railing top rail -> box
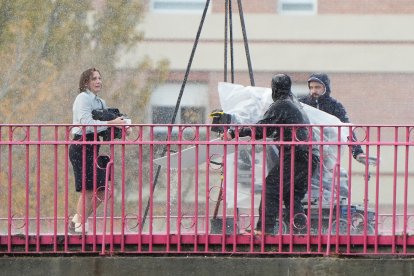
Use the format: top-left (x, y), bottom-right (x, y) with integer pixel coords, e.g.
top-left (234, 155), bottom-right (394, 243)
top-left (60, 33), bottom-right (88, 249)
top-left (1, 123), bottom-right (414, 127)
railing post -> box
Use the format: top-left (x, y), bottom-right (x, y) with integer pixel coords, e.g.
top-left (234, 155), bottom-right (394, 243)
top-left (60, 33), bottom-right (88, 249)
top-left (100, 161), bottom-right (114, 256)
top-left (326, 163), bottom-right (340, 256)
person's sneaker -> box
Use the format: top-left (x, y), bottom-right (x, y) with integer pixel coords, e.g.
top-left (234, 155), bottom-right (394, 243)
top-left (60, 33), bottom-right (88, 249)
top-left (68, 221), bottom-right (76, 234)
top-left (69, 221), bottom-right (88, 234)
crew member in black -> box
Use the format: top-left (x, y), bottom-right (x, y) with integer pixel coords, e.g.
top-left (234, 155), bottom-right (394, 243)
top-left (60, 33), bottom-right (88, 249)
top-left (227, 74), bottom-right (319, 234)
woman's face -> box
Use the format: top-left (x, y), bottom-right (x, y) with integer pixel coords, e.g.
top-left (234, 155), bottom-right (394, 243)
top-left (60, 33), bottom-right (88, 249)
top-left (87, 71), bottom-right (102, 94)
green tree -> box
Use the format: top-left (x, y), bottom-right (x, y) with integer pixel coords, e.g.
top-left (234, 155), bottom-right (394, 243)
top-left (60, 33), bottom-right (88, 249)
top-left (0, 0), bottom-right (168, 123)
top-left (0, 0), bottom-right (169, 225)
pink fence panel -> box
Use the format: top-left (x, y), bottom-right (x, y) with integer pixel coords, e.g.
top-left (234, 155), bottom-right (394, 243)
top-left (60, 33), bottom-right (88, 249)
top-left (0, 124), bottom-right (413, 256)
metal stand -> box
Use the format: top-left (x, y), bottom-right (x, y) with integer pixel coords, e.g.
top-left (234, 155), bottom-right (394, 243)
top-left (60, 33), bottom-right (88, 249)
top-left (141, 0), bottom-right (255, 231)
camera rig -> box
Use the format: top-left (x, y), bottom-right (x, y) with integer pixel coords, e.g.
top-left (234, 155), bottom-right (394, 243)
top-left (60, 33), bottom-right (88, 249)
top-left (209, 109), bottom-right (232, 133)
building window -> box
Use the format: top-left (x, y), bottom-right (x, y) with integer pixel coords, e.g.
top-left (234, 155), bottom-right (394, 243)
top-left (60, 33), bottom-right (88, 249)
top-left (152, 106), bottom-right (175, 124)
top-left (152, 106), bottom-right (206, 125)
top-left (150, 82), bottom-right (209, 134)
top-left (181, 106), bottom-right (205, 124)
top-left (151, 0), bottom-right (208, 13)
top-left (279, 0), bottom-right (317, 15)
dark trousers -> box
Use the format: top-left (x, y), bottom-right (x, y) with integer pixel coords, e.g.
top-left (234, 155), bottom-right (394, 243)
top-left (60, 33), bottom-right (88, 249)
top-left (69, 134), bottom-right (110, 192)
top-left (256, 149), bottom-right (317, 233)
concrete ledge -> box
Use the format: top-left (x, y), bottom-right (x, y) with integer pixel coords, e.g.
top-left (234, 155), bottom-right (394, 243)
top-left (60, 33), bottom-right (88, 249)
top-left (1, 256), bottom-right (414, 276)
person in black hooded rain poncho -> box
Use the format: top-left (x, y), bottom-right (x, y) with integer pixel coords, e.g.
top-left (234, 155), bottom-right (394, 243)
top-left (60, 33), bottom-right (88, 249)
top-left (299, 73), bottom-right (365, 161)
top-left (227, 74), bottom-right (319, 234)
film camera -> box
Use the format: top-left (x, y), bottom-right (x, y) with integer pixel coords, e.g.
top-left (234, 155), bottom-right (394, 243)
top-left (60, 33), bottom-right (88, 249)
top-left (92, 108), bottom-right (125, 140)
top-left (209, 109), bottom-right (232, 133)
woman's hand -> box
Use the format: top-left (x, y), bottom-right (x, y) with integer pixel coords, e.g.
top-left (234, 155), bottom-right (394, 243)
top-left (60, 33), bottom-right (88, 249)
top-left (108, 117), bottom-right (126, 128)
top-left (108, 117), bottom-right (133, 136)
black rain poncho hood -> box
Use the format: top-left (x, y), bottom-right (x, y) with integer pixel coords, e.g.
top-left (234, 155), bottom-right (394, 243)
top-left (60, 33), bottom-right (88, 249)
top-left (271, 74), bottom-right (293, 101)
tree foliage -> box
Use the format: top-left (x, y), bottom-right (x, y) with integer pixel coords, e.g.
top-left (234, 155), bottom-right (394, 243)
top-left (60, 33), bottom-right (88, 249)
top-left (0, 0), bottom-right (170, 222)
top-left (0, 0), bottom-right (169, 123)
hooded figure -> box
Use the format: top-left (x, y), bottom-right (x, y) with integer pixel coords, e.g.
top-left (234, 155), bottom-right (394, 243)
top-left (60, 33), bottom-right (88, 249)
top-left (299, 73), bottom-right (363, 159)
top-left (300, 73), bottom-right (349, 123)
top-left (235, 74), bottom-right (319, 234)
top-left (271, 73), bottom-right (292, 101)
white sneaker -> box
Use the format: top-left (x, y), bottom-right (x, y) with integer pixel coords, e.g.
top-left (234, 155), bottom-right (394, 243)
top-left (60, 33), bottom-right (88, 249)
top-left (70, 221), bottom-right (89, 234)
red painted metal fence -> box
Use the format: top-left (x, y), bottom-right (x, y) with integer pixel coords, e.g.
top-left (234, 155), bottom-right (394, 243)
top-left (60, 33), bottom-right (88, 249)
top-left (1, 124), bottom-right (414, 255)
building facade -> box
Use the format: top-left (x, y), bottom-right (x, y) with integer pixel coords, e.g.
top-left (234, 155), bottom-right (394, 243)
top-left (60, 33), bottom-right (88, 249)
top-left (120, 0), bottom-right (414, 127)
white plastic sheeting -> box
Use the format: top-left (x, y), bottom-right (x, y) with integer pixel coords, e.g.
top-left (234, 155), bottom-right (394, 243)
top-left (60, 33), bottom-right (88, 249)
top-left (153, 82), bottom-right (353, 208)
top-left (218, 82), bottom-right (351, 208)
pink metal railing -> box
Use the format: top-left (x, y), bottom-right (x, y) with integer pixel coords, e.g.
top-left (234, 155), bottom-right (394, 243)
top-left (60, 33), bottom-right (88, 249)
top-left (1, 124), bottom-right (414, 255)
